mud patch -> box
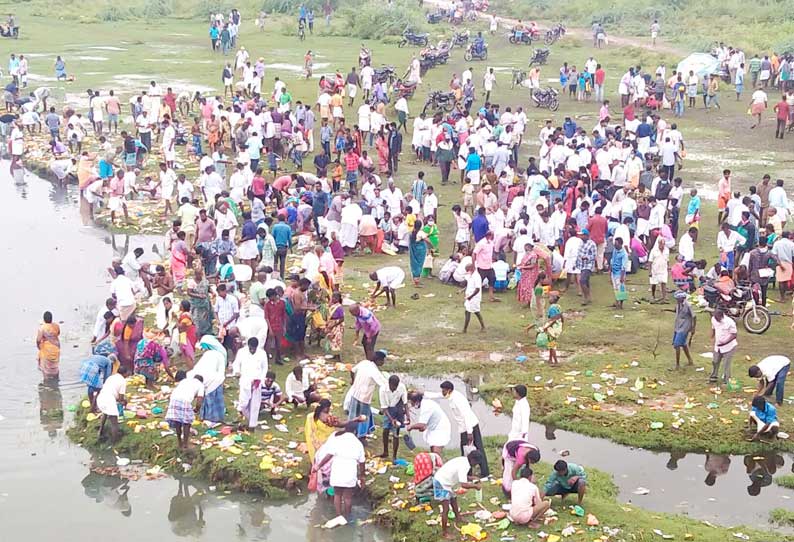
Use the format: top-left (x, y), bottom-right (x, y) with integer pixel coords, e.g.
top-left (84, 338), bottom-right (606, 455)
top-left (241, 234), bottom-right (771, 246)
top-left (600, 403), bottom-right (638, 416)
top-left (645, 391), bottom-right (689, 412)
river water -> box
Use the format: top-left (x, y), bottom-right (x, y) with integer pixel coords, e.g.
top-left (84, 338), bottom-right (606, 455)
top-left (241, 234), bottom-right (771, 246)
top-left (0, 167), bottom-right (386, 541)
top-left (400, 375), bottom-right (794, 531)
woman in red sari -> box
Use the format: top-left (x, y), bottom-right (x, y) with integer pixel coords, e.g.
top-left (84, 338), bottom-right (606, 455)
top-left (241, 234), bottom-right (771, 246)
top-left (170, 231), bottom-right (189, 288)
top-left (517, 242), bottom-right (540, 306)
top-left (113, 315), bottom-right (144, 372)
top-left (352, 126), bottom-right (363, 156)
top-left (375, 131), bottom-right (390, 173)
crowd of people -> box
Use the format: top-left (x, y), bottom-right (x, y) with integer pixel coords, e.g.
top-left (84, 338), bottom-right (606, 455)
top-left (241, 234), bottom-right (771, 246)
top-left (13, 2), bottom-right (794, 537)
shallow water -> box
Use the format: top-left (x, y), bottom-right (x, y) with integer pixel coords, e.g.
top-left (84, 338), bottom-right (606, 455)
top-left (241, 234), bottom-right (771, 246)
top-left (399, 374), bottom-right (794, 531)
top-left (0, 167), bottom-right (386, 541)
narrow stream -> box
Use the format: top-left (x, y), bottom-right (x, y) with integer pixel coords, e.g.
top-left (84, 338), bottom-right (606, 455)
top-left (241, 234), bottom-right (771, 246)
top-left (0, 167), bottom-right (386, 541)
top-left (400, 375), bottom-right (794, 531)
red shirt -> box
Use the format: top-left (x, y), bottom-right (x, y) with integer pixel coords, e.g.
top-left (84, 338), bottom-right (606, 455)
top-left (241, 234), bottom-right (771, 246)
top-left (345, 151), bottom-right (360, 172)
top-left (775, 101), bottom-right (790, 121)
top-left (595, 68), bottom-right (606, 85)
top-left (586, 214), bottom-right (608, 244)
top-left (264, 299), bottom-right (287, 334)
top-left (273, 175), bottom-right (292, 192)
top-left (252, 175), bottom-right (266, 196)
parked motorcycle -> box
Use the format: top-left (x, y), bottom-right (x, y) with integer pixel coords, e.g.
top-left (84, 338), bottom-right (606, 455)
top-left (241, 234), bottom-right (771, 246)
top-left (452, 29), bottom-right (470, 48)
top-left (531, 87), bottom-right (559, 111)
top-left (398, 28), bottom-right (429, 48)
top-left (374, 65), bottom-right (396, 85)
top-left (422, 90), bottom-right (456, 115)
top-left (426, 10), bottom-right (445, 24)
top-left (544, 23), bottom-right (566, 45)
top-left (529, 47), bottom-right (550, 67)
top-left (703, 283), bottom-right (772, 334)
top-left (393, 79), bottom-right (417, 100)
top-left (464, 42), bottom-right (488, 61)
top-left (419, 41), bottom-right (451, 74)
top-left (508, 28), bottom-right (538, 45)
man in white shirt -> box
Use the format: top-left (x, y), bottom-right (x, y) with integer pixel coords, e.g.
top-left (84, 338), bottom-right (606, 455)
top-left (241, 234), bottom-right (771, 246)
top-left (509, 384), bottom-right (531, 440)
top-left (431, 451), bottom-right (484, 538)
top-left (428, 380), bottom-right (489, 476)
top-left (369, 266), bottom-right (406, 307)
top-left (717, 222), bottom-right (745, 271)
top-left (92, 298), bottom-right (119, 344)
top-left (232, 337), bottom-right (268, 429)
top-left (749, 355), bottom-right (790, 406)
top-left (378, 374), bottom-right (408, 460)
top-left (284, 365), bottom-right (319, 405)
top-left (96, 365), bottom-right (130, 444)
top-left (348, 350), bottom-right (388, 439)
top-left (111, 268), bottom-right (139, 321)
top-left (678, 227), bottom-right (697, 262)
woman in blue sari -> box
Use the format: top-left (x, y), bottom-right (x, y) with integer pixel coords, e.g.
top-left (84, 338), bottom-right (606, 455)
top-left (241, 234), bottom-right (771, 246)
top-left (408, 219), bottom-right (430, 287)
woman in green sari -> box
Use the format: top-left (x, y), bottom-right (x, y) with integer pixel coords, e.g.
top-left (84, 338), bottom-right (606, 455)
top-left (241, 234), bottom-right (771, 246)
top-left (409, 219), bottom-right (430, 287)
top-left (188, 267), bottom-right (214, 337)
top-left (421, 217), bottom-right (439, 277)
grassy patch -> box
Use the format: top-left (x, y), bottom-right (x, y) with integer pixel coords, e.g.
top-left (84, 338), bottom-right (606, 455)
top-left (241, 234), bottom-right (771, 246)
top-left (775, 475), bottom-right (794, 490)
top-left (770, 508), bottom-right (794, 527)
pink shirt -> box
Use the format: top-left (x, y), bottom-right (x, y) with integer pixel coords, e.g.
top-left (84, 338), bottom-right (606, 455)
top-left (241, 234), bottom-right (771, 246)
top-left (712, 316), bottom-right (738, 353)
top-left (473, 239), bottom-right (495, 269)
top-left (599, 105), bottom-right (609, 121)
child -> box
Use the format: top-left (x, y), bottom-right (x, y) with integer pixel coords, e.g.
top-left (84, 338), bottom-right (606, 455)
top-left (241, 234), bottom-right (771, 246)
top-left (96, 365), bottom-right (130, 444)
top-left (750, 396), bottom-right (779, 441)
top-left (532, 271), bottom-right (547, 318)
top-left (541, 291), bottom-right (564, 365)
top-left (433, 450), bottom-right (483, 539)
top-left (461, 178), bottom-right (474, 216)
top-left (378, 374), bottom-right (408, 461)
top-left (331, 160), bottom-right (343, 193)
top-left (165, 370), bottom-right (205, 449)
top-left (686, 188), bottom-right (701, 228)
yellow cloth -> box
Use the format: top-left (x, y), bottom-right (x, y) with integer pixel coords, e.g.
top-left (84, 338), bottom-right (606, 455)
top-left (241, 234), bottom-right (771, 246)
top-left (304, 413), bottom-right (335, 463)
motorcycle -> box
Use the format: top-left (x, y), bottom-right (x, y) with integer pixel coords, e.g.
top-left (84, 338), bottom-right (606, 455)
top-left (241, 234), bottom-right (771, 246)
top-left (398, 28), bottom-right (429, 48)
top-left (544, 23), bottom-right (566, 45)
top-left (426, 10), bottom-right (445, 24)
top-left (531, 87), bottom-right (559, 111)
top-left (529, 47), bottom-right (550, 67)
top-left (472, 0), bottom-right (489, 10)
top-left (508, 27), bottom-right (538, 45)
top-left (393, 79), bottom-right (417, 100)
top-left (464, 41), bottom-right (488, 61)
top-left (422, 90), bottom-right (456, 115)
top-left (452, 29), bottom-right (470, 48)
top-left (703, 282), bottom-right (772, 334)
top-left (419, 41), bottom-right (451, 73)
top-left (374, 65), bottom-right (396, 85)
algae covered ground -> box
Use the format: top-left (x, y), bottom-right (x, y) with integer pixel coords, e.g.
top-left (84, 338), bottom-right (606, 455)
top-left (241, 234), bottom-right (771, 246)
top-left (11, 0), bottom-right (794, 539)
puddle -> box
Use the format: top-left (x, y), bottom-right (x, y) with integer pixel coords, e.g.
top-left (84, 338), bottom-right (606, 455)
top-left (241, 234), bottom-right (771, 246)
top-left (108, 75), bottom-right (215, 94)
top-left (399, 374), bottom-right (794, 531)
top-left (265, 62), bottom-right (331, 73)
top-left (76, 56), bottom-right (109, 61)
top-left (85, 46), bottom-right (128, 51)
top-left (0, 167), bottom-right (387, 541)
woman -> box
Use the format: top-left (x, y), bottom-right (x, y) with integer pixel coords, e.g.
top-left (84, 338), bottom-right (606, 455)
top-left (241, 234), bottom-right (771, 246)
top-left (413, 451), bottom-right (444, 502)
top-left (541, 292), bottom-right (564, 365)
top-left (409, 219), bottom-right (430, 286)
top-left (134, 335), bottom-right (173, 386)
top-left (517, 242), bottom-right (540, 306)
top-left (178, 300), bottom-right (198, 367)
top-left (188, 335), bottom-right (227, 422)
top-left (36, 311), bottom-right (61, 380)
top-left (501, 439), bottom-right (541, 494)
top-left (421, 218), bottom-right (439, 277)
top-left (171, 231), bottom-right (189, 288)
top-left (324, 292), bottom-right (345, 360)
top-left (54, 56), bottom-right (67, 80)
top-left (188, 267), bottom-right (214, 337)
top-left (305, 399), bottom-right (345, 463)
top-left (114, 315), bottom-right (144, 373)
top-left (375, 130), bottom-right (390, 174)
top-left (306, 289), bottom-right (329, 348)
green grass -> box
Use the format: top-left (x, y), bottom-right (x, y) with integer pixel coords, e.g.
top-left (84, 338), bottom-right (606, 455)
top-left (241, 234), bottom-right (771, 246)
top-left (775, 475), bottom-right (794, 490)
top-left (770, 508), bottom-right (794, 527)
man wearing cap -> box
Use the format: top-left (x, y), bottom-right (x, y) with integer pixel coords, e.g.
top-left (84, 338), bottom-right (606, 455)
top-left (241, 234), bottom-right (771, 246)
top-left (672, 289), bottom-right (695, 369)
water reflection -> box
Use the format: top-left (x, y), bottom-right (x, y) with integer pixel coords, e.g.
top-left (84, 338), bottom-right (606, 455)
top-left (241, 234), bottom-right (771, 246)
top-left (168, 479), bottom-right (206, 536)
top-left (666, 451), bottom-right (686, 471)
top-left (37, 381), bottom-right (63, 437)
top-left (81, 473), bottom-right (132, 516)
top-left (236, 499), bottom-right (272, 540)
top-left (704, 454), bottom-right (730, 486)
top-left (745, 454), bottom-right (784, 496)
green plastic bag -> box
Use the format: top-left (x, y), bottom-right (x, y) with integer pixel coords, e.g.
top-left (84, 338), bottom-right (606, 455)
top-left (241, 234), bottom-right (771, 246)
top-left (536, 331), bottom-right (549, 348)
top-left (615, 284), bottom-right (628, 302)
top-left (727, 378), bottom-right (742, 391)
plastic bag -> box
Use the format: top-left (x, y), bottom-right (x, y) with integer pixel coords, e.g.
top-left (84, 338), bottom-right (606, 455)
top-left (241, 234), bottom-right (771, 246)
top-left (536, 331), bottom-right (549, 348)
top-left (615, 283), bottom-right (628, 301)
top-left (307, 470), bottom-right (318, 492)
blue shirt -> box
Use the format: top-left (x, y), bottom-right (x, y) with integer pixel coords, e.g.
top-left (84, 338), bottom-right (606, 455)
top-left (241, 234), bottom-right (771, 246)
top-left (636, 123), bottom-right (652, 138)
top-left (272, 222), bottom-right (292, 248)
top-left (312, 191), bottom-right (329, 214)
top-left (610, 248), bottom-right (627, 276)
top-left (752, 402), bottom-right (777, 425)
top-left (563, 120), bottom-right (577, 138)
top-left (472, 214), bottom-right (489, 242)
top-left (465, 153), bottom-right (481, 172)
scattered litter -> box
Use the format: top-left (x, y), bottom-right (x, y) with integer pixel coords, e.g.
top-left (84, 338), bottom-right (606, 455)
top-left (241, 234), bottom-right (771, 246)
top-left (322, 515), bottom-right (348, 529)
top-left (633, 487), bottom-right (650, 495)
top-left (653, 529), bottom-right (675, 539)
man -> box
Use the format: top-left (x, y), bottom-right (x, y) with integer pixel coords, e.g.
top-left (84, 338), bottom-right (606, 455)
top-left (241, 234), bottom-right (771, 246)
top-left (110, 267), bottom-right (138, 321)
top-left (348, 349), bottom-right (388, 441)
top-left (773, 231), bottom-right (794, 300)
top-left (710, 309), bottom-right (737, 385)
top-left (748, 237), bottom-right (779, 305)
top-left (717, 221), bottom-right (743, 272)
top-left (272, 216), bottom-right (292, 279)
top-left (749, 355), bottom-right (790, 406)
top-left (472, 231), bottom-right (497, 302)
top-left (462, 262), bottom-right (485, 332)
top-left (264, 288), bottom-right (287, 365)
top-left (610, 237), bottom-right (628, 310)
top-left (214, 283), bottom-right (240, 340)
top-left (407, 391), bottom-right (451, 455)
top-left (679, 226), bottom-right (697, 262)
top-left (378, 374), bottom-right (408, 461)
top-left (122, 247), bottom-right (153, 297)
top-left (432, 450), bottom-right (483, 540)
top-left (672, 289), bottom-right (696, 369)
top-left (544, 460), bottom-right (587, 505)
top-left (586, 207), bottom-right (607, 271)
top-left (774, 95), bottom-right (790, 139)
top-left (576, 229), bottom-right (596, 305)
top-left (96, 365), bottom-right (130, 444)
top-left (232, 337), bottom-right (267, 430)
top-left (509, 384), bottom-right (530, 440)
top-left (429, 381), bottom-right (489, 476)
top-left (749, 396), bottom-right (779, 441)
top-left (151, 265), bottom-right (174, 297)
top-left (369, 266), bottom-right (405, 307)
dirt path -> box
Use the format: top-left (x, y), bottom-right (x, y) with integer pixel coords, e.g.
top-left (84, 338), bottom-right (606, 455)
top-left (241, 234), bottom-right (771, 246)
top-left (424, 0), bottom-right (685, 56)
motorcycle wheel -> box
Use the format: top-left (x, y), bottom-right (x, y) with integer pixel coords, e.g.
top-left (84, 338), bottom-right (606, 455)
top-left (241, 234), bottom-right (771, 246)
top-left (398, 39), bottom-right (406, 48)
top-left (420, 37), bottom-right (429, 46)
top-left (464, 51), bottom-right (473, 61)
top-left (549, 97), bottom-right (559, 111)
top-left (482, 49), bottom-right (488, 60)
top-left (443, 100), bottom-right (454, 112)
top-left (743, 306), bottom-right (771, 334)
top-left (509, 36), bottom-right (517, 44)
top-left (544, 34), bottom-right (554, 46)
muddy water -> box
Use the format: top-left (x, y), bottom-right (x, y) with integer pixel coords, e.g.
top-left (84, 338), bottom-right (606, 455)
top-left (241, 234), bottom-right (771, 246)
top-left (0, 167), bottom-right (386, 541)
top-left (400, 374), bottom-right (794, 531)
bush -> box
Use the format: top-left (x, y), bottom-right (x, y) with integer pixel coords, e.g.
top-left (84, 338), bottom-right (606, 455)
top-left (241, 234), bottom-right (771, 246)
top-left (332, 0), bottom-right (425, 40)
top-left (261, 0), bottom-right (339, 15)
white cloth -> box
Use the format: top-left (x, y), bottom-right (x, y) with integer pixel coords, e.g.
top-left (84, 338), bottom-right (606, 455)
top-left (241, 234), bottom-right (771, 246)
top-left (96, 374), bottom-right (127, 416)
top-left (170, 377), bottom-right (205, 402)
top-left (327, 432), bottom-right (366, 488)
top-left (110, 275), bottom-right (137, 306)
top-left (464, 271), bottom-right (483, 313)
top-left (376, 266), bottom-right (406, 289)
top-left (509, 397), bottom-right (531, 440)
top-left (417, 398), bottom-right (451, 447)
top-left (350, 359), bottom-right (388, 404)
top-left (187, 350), bottom-right (226, 394)
top-left (434, 456), bottom-right (471, 490)
top-left (427, 389), bottom-right (479, 434)
top-left (756, 356), bottom-right (790, 381)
